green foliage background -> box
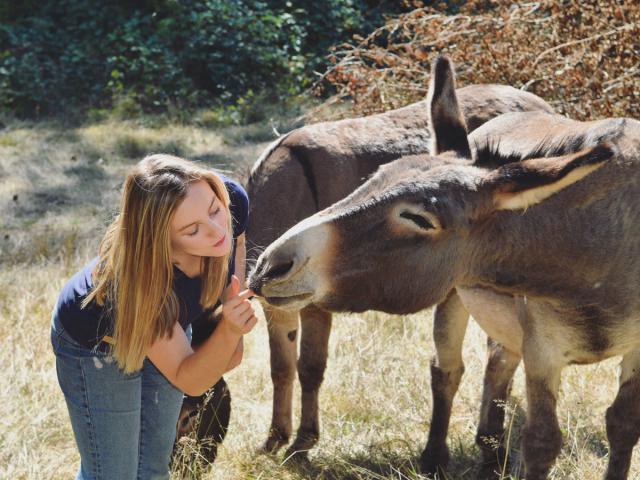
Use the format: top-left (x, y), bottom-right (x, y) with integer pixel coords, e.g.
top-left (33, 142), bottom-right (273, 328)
top-left (0, 0), bottom-right (412, 119)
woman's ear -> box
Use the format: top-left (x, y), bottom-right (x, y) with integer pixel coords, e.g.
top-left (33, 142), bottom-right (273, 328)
top-left (481, 143), bottom-right (615, 211)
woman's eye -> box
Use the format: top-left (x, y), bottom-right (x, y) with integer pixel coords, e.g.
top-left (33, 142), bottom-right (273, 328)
top-left (210, 207), bottom-right (221, 217)
top-left (187, 226), bottom-right (199, 236)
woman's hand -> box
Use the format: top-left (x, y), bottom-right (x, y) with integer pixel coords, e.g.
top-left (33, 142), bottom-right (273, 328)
top-left (220, 275), bottom-right (257, 336)
top-left (147, 275), bottom-right (257, 396)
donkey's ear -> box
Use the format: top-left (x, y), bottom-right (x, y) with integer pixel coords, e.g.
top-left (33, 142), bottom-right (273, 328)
top-left (482, 143), bottom-right (615, 211)
top-left (427, 56), bottom-right (471, 159)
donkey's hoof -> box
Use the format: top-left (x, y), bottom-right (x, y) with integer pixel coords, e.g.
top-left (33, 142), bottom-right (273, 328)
top-left (259, 431), bottom-right (289, 454)
top-left (420, 445), bottom-right (450, 476)
top-left (284, 429), bottom-right (318, 458)
top-left (283, 445), bottom-right (310, 463)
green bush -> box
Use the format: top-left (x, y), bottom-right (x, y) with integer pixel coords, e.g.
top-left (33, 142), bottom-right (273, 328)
top-left (0, 0), bottom-right (414, 119)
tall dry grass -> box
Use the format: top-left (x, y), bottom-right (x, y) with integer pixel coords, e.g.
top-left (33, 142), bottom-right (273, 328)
top-left (0, 116), bottom-right (269, 478)
top-left (1, 116), bottom-right (638, 479)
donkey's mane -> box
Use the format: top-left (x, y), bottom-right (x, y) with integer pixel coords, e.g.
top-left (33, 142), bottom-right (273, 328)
top-left (472, 135), bottom-right (588, 169)
top-left (473, 120), bottom-right (626, 169)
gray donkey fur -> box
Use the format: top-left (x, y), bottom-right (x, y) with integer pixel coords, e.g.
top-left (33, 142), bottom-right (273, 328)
top-left (245, 77), bottom-right (554, 466)
top-left (250, 57), bottom-right (640, 479)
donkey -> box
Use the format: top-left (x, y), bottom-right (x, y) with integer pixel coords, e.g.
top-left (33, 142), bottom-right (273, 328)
top-left (249, 56), bottom-right (640, 479)
top-left (246, 79), bottom-right (554, 461)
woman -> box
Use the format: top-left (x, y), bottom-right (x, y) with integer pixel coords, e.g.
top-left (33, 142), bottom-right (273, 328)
top-left (50, 154), bottom-right (257, 479)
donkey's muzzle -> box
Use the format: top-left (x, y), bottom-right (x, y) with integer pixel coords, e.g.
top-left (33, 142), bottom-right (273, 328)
top-left (249, 258), bottom-right (296, 295)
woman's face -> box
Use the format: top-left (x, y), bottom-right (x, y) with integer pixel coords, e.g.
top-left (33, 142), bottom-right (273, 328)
top-left (170, 180), bottom-right (232, 259)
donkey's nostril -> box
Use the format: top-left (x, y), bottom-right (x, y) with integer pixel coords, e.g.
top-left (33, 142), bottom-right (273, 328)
top-left (265, 260), bottom-right (294, 279)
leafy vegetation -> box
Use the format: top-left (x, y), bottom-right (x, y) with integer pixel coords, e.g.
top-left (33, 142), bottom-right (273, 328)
top-left (0, 0), bottom-right (416, 119)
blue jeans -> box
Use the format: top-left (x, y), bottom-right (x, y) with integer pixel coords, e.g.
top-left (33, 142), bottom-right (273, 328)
top-left (51, 314), bottom-right (186, 480)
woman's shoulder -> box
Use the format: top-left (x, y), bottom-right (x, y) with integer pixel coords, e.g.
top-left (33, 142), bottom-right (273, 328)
top-left (59, 257), bottom-right (100, 301)
top-left (219, 174), bottom-right (249, 238)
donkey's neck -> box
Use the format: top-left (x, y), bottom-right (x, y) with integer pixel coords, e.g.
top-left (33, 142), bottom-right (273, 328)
top-left (463, 198), bottom-right (628, 305)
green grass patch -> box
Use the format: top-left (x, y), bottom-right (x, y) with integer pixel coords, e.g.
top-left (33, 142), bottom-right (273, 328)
top-left (0, 135), bottom-right (17, 147)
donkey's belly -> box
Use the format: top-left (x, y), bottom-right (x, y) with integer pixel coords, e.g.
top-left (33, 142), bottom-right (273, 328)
top-left (457, 287), bottom-right (523, 355)
top-left (524, 299), bottom-right (640, 365)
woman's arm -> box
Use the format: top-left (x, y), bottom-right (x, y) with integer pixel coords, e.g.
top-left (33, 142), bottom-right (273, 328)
top-left (194, 306), bottom-right (243, 372)
top-left (225, 337), bottom-right (243, 372)
top-left (147, 276), bottom-right (256, 396)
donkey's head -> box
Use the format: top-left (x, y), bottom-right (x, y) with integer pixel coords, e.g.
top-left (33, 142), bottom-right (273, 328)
top-left (249, 57), bottom-right (614, 314)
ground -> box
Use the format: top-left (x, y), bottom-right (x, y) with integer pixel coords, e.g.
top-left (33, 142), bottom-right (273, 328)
top-left (0, 115), bottom-right (634, 479)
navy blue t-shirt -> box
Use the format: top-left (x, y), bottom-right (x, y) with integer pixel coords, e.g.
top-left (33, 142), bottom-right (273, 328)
top-left (53, 176), bottom-right (249, 350)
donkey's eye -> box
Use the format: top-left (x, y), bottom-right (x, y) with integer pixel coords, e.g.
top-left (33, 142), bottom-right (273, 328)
top-left (400, 211), bottom-right (435, 230)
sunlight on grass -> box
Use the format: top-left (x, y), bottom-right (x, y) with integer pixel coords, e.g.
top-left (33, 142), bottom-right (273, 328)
top-left (0, 117), bottom-right (637, 479)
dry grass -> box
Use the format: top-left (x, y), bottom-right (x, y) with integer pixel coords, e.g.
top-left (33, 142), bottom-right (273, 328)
top-left (0, 116), bottom-right (271, 478)
top-left (0, 118), bottom-right (271, 267)
top-left (1, 115), bottom-right (638, 479)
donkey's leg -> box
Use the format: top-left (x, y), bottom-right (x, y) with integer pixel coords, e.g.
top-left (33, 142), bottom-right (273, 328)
top-left (521, 367), bottom-right (563, 480)
top-left (604, 348), bottom-right (640, 480)
top-left (517, 295), bottom-right (565, 480)
top-left (421, 290), bottom-right (469, 474)
top-left (520, 340), bottom-right (563, 480)
top-left (285, 305), bottom-right (332, 457)
top-left (261, 304), bottom-right (300, 453)
top-left (476, 338), bottom-right (521, 469)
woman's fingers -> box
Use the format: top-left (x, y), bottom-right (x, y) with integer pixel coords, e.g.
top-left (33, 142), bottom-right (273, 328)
top-left (223, 301), bottom-right (254, 320)
top-left (231, 300), bottom-right (253, 315)
top-left (222, 275), bottom-right (241, 302)
top-left (235, 308), bottom-right (256, 325)
top-left (223, 289), bottom-right (254, 308)
top-left (221, 282), bottom-right (258, 335)
top-left (243, 316), bottom-right (258, 333)
top-left (237, 289), bottom-right (254, 300)
top-left (224, 302), bottom-right (255, 324)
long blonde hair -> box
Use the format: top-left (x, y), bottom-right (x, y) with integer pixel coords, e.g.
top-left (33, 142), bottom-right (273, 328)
top-left (83, 154), bottom-right (231, 373)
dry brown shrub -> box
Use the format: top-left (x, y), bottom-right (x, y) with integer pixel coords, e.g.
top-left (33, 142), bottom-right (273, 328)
top-left (316, 0), bottom-right (639, 121)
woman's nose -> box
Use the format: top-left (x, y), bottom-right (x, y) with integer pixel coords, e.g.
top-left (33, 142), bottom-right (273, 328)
top-left (206, 218), bottom-right (227, 237)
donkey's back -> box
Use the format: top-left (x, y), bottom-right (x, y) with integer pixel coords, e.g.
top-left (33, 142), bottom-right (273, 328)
top-left (246, 84), bottom-right (554, 254)
top-left (471, 111), bottom-right (640, 165)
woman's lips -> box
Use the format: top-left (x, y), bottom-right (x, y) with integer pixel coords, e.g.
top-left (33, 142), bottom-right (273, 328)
top-left (213, 234), bottom-right (226, 248)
